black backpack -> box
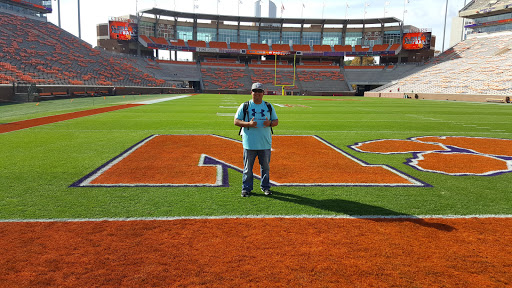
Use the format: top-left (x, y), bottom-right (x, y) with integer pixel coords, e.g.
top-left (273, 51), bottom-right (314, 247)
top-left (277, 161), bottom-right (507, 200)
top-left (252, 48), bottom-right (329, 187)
top-left (238, 101), bottom-right (274, 136)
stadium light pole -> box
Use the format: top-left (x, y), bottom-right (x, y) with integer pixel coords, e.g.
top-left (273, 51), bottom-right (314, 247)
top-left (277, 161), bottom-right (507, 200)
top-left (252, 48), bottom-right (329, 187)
top-left (402, 0), bottom-right (407, 25)
top-left (57, 0), bottom-right (61, 27)
top-left (461, 0), bottom-right (467, 41)
top-left (442, 0), bottom-right (449, 52)
top-left (77, 0), bottom-right (81, 39)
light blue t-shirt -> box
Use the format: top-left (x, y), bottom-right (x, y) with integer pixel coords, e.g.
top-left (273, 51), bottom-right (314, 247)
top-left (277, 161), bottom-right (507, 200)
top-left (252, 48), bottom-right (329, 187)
top-left (235, 100), bottom-right (278, 150)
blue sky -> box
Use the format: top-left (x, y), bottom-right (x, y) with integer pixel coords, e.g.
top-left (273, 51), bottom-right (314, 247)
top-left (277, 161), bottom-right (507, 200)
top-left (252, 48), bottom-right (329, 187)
top-left (47, 0), bottom-right (469, 52)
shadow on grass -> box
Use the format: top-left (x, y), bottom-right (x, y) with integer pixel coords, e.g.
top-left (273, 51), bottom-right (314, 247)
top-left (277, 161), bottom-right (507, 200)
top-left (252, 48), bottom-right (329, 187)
top-left (262, 190), bottom-right (456, 232)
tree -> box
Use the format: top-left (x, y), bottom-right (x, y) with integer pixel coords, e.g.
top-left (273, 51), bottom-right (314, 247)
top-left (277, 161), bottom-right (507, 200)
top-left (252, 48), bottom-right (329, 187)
top-left (350, 56), bottom-right (375, 66)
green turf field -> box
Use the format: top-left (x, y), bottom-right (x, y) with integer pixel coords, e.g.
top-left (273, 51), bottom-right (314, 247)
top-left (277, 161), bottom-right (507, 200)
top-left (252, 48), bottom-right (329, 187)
top-left (1, 94), bottom-right (511, 220)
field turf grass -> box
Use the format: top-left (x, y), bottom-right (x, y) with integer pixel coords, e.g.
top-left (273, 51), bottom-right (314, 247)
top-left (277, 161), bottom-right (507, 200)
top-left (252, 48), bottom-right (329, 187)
top-left (1, 94), bottom-right (511, 220)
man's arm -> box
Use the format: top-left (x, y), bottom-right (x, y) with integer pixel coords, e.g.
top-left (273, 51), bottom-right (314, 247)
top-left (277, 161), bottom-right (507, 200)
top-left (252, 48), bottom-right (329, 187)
top-left (263, 117), bottom-right (278, 128)
top-left (234, 117), bottom-right (258, 128)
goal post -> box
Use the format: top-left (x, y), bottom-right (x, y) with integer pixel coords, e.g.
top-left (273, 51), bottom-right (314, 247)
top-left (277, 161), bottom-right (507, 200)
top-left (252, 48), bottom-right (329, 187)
top-left (274, 53), bottom-right (296, 96)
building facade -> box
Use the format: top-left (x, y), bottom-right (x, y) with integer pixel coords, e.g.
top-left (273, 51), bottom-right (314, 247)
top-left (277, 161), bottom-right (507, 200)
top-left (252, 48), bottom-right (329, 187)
top-left (96, 8), bottom-right (435, 64)
top-left (460, 0), bottom-right (512, 35)
top-left (0, 0), bottom-right (52, 20)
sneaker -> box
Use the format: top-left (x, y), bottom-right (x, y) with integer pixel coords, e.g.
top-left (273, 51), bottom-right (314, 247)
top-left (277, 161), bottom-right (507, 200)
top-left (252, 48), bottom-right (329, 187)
top-left (241, 190), bottom-right (251, 197)
top-left (261, 188), bottom-right (272, 195)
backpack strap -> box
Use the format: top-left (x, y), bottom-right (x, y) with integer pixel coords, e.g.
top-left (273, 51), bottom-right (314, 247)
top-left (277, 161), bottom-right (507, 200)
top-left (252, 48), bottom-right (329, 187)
top-left (238, 101), bottom-right (249, 136)
top-left (265, 101), bottom-right (274, 134)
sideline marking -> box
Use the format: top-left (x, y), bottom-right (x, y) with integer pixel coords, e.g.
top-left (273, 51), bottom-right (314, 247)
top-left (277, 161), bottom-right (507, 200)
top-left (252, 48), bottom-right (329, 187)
top-left (2, 214), bottom-right (512, 223)
top-left (0, 104), bottom-right (142, 134)
top-left (134, 95), bottom-right (191, 104)
top-left (0, 95), bottom-right (192, 134)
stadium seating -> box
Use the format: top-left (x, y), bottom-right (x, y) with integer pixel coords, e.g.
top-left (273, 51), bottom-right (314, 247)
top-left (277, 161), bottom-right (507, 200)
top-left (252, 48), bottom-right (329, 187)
top-left (170, 39), bottom-right (186, 46)
top-left (313, 45), bottom-right (333, 52)
top-left (355, 45), bottom-right (370, 52)
top-left (271, 44), bottom-right (291, 51)
top-left (187, 40), bottom-right (207, 48)
top-left (372, 32), bottom-right (512, 95)
top-left (229, 42), bottom-right (249, 49)
top-left (334, 45), bottom-right (353, 52)
top-left (150, 37), bottom-right (169, 45)
top-left (297, 68), bottom-right (349, 92)
top-left (344, 63), bottom-right (422, 86)
top-left (389, 44), bottom-right (401, 51)
top-left (208, 41), bottom-right (228, 49)
top-left (139, 35), bottom-right (153, 44)
top-left (371, 44), bottom-right (389, 52)
top-left (0, 12), bottom-right (174, 87)
top-left (250, 68), bottom-right (297, 92)
top-left (201, 66), bottom-right (250, 90)
top-left (250, 43), bottom-right (269, 50)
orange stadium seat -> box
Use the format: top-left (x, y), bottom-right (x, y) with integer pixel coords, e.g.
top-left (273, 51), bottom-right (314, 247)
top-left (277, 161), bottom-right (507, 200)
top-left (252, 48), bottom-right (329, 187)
top-left (313, 45), bottom-right (332, 52)
top-left (187, 40), bottom-right (207, 48)
top-left (230, 42), bottom-right (249, 49)
top-left (272, 44), bottom-right (291, 51)
top-left (250, 43), bottom-right (269, 50)
top-left (170, 39), bottom-right (186, 46)
top-left (371, 44), bottom-right (389, 51)
top-left (150, 37), bottom-right (169, 45)
top-left (333, 45), bottom-right (353, 52)
top-left (141, 36), bottom-right (153, 43)
top-left (208, 41), bottom-right (228, 49)
top-left (355, 45), bottom-right (370, 52)
top-left (390, 44), bottom-right (401, 51)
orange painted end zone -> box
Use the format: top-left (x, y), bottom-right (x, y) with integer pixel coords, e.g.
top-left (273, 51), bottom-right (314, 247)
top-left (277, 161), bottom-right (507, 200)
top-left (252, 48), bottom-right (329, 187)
top-left (0, 217), bottom-right (510, 287)
top-left (81, 135), bottom-right (422, 187)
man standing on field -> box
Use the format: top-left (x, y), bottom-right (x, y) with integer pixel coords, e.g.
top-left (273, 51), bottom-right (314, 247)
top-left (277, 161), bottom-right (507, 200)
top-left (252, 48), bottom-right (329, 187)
top-left (234, 83), bottom-right (279, 197)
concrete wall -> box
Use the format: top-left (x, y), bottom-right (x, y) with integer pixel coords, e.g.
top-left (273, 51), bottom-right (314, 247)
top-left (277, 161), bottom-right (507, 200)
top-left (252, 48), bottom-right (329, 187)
top-left (0, 85), bottom-right (15, 102)
top-left (0, 85), bottom-right (195, 103)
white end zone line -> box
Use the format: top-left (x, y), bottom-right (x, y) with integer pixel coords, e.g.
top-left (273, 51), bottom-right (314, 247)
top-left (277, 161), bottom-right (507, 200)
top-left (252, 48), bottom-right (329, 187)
top-left (2, 214), bottom-right (512, 223)
top-left (134, 95), bottom-right (191, 105)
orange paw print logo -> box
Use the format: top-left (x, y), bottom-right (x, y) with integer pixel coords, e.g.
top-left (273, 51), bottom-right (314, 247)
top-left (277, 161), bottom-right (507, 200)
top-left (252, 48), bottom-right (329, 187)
top-left (350, 136), bottom-right (512, 176)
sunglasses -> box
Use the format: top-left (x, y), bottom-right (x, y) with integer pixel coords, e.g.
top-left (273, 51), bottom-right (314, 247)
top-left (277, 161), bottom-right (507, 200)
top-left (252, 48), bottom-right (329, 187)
top-left (252, 89), bottom-right (264, 93)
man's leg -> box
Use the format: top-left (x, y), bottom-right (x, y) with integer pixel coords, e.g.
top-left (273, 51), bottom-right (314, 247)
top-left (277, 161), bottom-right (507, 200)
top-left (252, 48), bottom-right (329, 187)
top-left (258, 149), bottom-right (271, 191)
top-left (242, 149), bottom-right (257, 193)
